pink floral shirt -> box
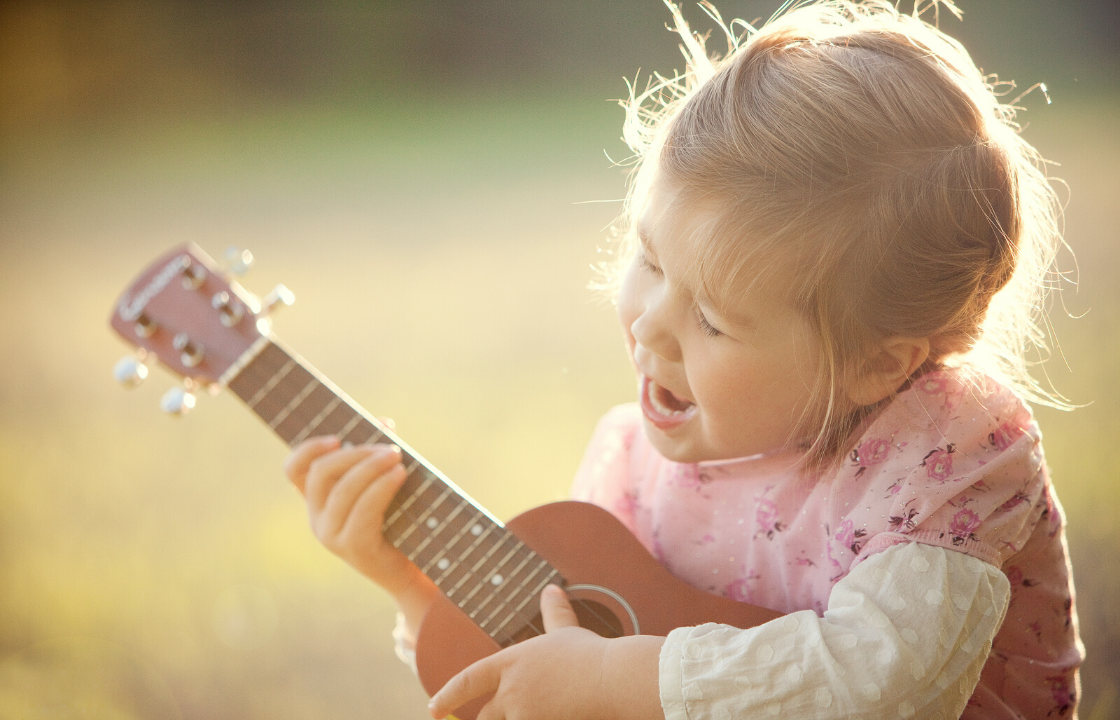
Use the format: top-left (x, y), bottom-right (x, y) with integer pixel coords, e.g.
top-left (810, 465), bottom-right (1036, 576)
top-left (571, 368), bottom-right (1083, 718)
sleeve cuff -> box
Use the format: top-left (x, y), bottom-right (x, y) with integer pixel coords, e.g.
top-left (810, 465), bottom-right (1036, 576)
top-left (659, 625), bottom-right (693, 719)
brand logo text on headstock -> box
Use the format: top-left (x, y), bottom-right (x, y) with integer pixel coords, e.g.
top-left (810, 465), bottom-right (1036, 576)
top-left (118, 255), bottom-right (188, 322)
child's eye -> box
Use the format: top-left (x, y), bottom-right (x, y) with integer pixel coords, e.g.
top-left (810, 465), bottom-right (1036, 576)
top-left (697, 311), bottom-right (722, 338)
top-left (638, 253), bottom-right (662, 275)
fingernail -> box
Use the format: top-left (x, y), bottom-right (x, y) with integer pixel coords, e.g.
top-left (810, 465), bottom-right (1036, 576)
top-left (365, 443), bottom-right (402, 458)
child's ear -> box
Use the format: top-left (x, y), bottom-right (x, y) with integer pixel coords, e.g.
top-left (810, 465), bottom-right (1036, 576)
top-left (846, 336), bottom-right (931, 406)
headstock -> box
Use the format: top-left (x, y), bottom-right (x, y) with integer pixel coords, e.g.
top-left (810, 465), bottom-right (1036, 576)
top-left (109, 243), bottom-right (293, 414)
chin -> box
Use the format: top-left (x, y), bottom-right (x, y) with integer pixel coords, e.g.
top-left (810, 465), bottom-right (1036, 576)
top-left (641, 419), bottom-right (710, 463)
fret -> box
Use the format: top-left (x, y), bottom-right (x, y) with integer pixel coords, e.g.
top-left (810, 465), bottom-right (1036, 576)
top-left (412, 490), bottom-right (457, 572)
top-left (218, 335), bottom-right (271, 387)
top-left (399, 490), bottom-right (455, 564)
top-left (390, 490), bottom-right (439, 557)
top-left (444, 515), bottom-right (496, 599)
top-left (246, 358), bottom-right (296, 409)
top-left (458, 532), bottom-right (518, 613)
top-left (274, 384), bottom-right (335, 443)
top-left (250, 363), bottom-right (316, 426)
top-left (468, 538), bottom-right (533, 626)
top-left (428, 502), bottom-right (473, 584)
top-left (268, 377), bottom-right (320, 429)
top-left (490, 559), bottom-right (555, 638)
top-left (504, 568), bottom-right (562, 638)
top-left (226, 341), bottom-right (288, 401)
top-left (384, 475), bottom-right (437, 531)
top-left (474, 543), bottom-right (526, 627)
top-left (349, 423), bottom-right (388, 446)
top-left (289, 396), bottom-right (343, 445)
top-left (335, 413), bottom-right (364, 444)
top-left (218, 337), bottom-right (567, 646)
top-left (488, 559), bottom-right (557, 644)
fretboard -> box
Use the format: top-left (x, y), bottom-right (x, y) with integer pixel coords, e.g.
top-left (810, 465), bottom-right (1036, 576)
top-left (226, 338), bottom-right (559, 646)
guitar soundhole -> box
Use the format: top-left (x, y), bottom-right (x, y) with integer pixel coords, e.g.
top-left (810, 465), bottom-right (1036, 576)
top-left (572, 599), bottom-right (625, 638)
top-left (505, 600), bottom-right (624, 646)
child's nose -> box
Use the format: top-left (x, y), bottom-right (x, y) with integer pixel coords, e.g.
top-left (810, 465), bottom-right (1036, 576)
top-left (631, 295), bottom-right (682, 363)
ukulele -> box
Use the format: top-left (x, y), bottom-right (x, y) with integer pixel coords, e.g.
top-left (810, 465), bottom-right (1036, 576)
top-left (110, 244), bottom-right (781, 720)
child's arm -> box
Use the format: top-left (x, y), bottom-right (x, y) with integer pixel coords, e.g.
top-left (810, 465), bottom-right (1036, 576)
top-left (657, 542), bottom-right (1009, 719)
top-left (432, 543), bottom-right (1009, 720)
top-left (428, 584), bottom-right (665, 720)
top-left (284, 435), bottom-right (439, 639)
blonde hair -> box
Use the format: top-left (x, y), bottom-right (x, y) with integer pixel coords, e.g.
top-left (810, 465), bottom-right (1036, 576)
top-left (608, 0), bottom-right (1066, 467)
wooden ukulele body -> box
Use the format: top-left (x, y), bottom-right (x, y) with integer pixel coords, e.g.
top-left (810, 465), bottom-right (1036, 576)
top-left (416, 500), bottom-right (781, 720)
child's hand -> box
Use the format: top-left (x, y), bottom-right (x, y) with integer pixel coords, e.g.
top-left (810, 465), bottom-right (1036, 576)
top-left (428, 585), bottom-right (665, 720)
top-left (284, 435), bottom-right (414, 595)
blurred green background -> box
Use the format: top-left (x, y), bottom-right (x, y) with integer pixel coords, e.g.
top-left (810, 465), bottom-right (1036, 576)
top-left (1, 1), bottom-right (1116, 718)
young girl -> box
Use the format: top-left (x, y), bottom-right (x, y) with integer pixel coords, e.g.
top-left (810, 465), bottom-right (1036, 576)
top-left (283, 1), bottom-right (1084, 718)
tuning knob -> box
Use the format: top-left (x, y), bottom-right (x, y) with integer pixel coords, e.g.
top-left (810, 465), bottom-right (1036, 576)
top-left (179, 256), bottom-right (207, 289)
top-left (173, 332), bottom-right (205, 367)
top-left (262, 284), bottom-right (295, 315)
top-left (212, 291), bottom-right (245, 327)
top-left (113, 355), bottom-right (148, 388)
top-left (160, 386), bottom-right (196, 415)
top-left (225, 247), bottom-right (254, 276)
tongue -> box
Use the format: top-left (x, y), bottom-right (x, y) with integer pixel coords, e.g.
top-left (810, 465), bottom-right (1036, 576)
top-left (657, 383), bottom-right (694, 412)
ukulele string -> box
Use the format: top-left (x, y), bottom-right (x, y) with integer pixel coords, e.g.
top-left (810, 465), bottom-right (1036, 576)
top-left (390, 494), bottom-right (626, 645)
top-left (382, 454), bottom-right (630, 646)
top-left (390, 491), bottom-right (554, 640)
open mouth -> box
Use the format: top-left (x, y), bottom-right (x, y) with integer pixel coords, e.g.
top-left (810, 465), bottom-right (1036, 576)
top-left (640, 375), bottom-right (697, 429)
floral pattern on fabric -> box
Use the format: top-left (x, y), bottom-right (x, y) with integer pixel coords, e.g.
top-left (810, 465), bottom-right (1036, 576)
top-left (570, 367), bottom-right (1082, 720)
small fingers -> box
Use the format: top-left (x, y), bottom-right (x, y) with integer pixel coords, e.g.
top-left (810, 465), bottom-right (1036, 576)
top-left (322, 451), bottom-right (407, 540)
top-left (541, 584), bottom-right (580, 633)
top-left (305, 443), bottom-right (398, 512)
top-left (284, 436), bottom-right (341, 492)
top-left (428, 655), bottom-right (503, 719)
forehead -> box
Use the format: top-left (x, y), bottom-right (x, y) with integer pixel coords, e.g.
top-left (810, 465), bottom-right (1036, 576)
top-left (637, 177), bottom-right (805, 316)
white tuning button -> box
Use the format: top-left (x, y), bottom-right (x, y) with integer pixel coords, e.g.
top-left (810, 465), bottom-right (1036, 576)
top-left (211, 291), bottom-right (245, 327)
top-left (160, 386), bottom-right (196, 415)
top-left (113, 355), bottom-right (149, 388)
top-left (224, 247), bottom-right (254, 276)
top-left (262, 284), bottom-right (295, 315)
top-left (172, 332), bottom-right (205, 367)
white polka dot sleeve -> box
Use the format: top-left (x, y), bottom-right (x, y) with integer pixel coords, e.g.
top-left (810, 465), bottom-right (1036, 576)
top-left (659, 542), bottom-right (1010, 720)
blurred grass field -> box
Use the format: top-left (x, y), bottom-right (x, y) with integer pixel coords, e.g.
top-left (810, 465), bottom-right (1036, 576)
top-left (1, 83), bottom-right (1118, 720)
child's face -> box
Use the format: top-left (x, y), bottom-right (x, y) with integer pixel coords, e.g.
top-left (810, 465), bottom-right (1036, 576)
top-left (617, 179), bottom-right (822, 463)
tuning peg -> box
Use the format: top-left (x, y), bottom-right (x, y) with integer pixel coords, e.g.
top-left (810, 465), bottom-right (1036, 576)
top-left (160, 386), bottom-right (196, 416)
top-left (262, 284), bottom-right (295, 315)
top-left (172, 332), bottom-right (205, 367)
top-left (113, 355), bottom-right (149, 388)
top-left (224, 247), bottom-right (254, 276)
top-left (211, 290), bottom-right (245, 327)
top-left (179, 256), bottom-right (207, 289)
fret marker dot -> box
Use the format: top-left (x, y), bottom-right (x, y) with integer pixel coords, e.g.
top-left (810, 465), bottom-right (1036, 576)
top-left (490, 574), bottom-right (504, 586)
top-left (471, 524), bottom-right (483, 536)
top-left (426, 517), bottom-right (439, 529)
top-left (437, 558), bottom-right (450, 570)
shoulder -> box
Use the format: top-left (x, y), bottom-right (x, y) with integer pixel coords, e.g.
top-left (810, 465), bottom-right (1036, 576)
top-left (829, 367), bottom-right (1047, 571)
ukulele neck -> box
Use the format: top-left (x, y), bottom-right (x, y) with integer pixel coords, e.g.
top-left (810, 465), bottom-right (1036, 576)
top-left (225, 337), bottom-right (560, 646)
